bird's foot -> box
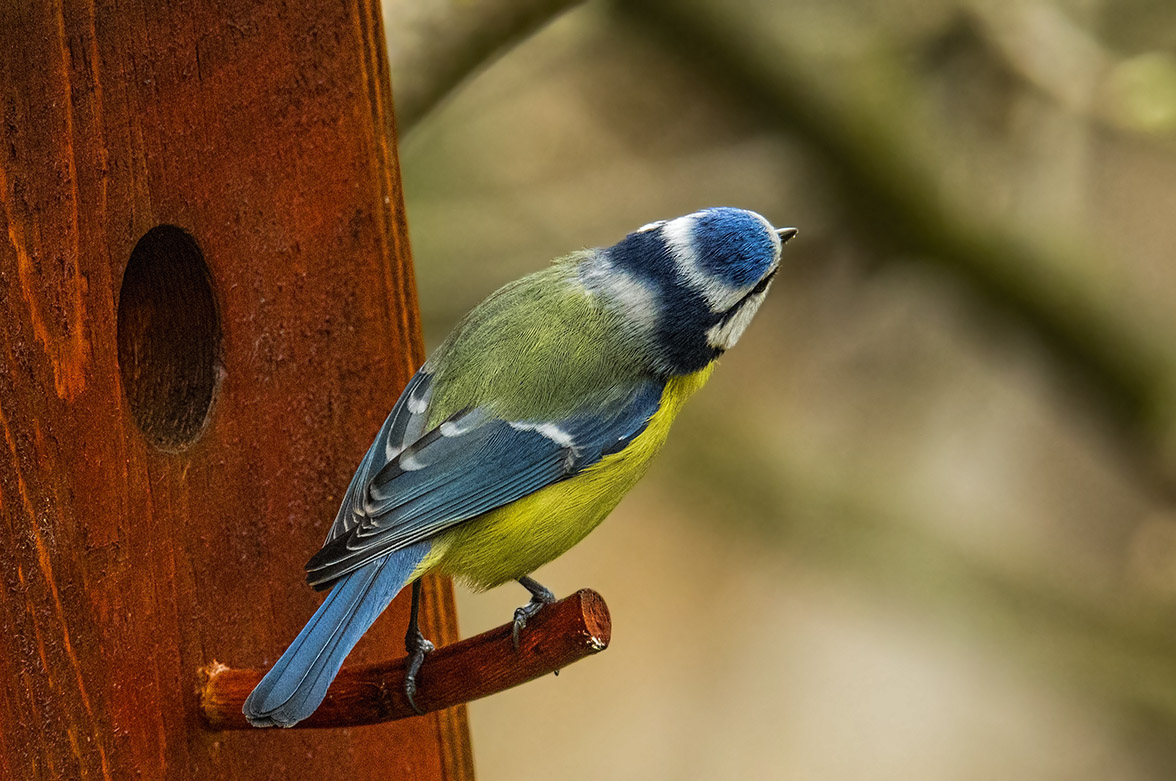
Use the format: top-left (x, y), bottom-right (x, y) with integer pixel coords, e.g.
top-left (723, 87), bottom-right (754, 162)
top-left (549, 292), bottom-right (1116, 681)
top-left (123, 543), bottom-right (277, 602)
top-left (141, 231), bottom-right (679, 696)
top-left (404, 579), bottom-right (433, 715)
top-left (512, 575), bottom-right (556, 650)
top-left (404, 625), bottom-right (435, 715)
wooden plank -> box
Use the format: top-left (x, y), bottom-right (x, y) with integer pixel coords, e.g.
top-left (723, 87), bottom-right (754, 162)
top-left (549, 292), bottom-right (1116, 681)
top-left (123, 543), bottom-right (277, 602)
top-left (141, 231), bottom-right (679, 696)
top-left (0, 1), bottom-right (473, 777)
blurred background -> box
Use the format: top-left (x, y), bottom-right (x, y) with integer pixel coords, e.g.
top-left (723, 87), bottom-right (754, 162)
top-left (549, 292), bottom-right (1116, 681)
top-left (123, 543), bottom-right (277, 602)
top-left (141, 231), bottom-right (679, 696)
top-left (384, 0), bottom-right (1176, 777)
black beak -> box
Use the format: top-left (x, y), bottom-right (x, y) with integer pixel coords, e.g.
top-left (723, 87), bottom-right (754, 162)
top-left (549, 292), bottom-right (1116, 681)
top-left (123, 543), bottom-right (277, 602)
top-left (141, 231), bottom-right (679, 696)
top-left (776, 227), bottom-right (798, 244)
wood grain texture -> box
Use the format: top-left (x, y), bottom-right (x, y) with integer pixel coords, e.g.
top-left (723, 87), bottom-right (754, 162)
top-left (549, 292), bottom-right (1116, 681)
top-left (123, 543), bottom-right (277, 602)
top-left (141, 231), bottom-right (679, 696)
top-left (0, 1), bottom-right (474, 778)
top-left (200, 589), bottom-right (611, 730)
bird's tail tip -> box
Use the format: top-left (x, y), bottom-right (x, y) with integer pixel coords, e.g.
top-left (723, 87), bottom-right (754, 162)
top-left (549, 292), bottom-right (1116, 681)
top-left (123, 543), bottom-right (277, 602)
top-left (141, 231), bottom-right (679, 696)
top-left (240, 543), bottom-right (432, 728)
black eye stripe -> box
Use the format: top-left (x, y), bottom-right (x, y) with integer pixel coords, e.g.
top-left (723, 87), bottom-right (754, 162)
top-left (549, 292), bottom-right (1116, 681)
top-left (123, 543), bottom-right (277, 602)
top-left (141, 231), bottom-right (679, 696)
top-left (732, 268), bottom-right (776, 310)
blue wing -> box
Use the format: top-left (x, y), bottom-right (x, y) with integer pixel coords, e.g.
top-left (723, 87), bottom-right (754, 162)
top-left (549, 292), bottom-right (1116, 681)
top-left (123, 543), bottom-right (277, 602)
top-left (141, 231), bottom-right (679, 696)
top-left (323, 368), bottom-right (435, 544)
top-left (305, 377), bottom-right (664, 588)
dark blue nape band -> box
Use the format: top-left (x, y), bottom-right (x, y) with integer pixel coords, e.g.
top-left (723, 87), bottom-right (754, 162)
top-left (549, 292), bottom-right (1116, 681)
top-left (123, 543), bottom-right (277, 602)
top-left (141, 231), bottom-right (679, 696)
top-left (605, 231), bottom-right (721, 375)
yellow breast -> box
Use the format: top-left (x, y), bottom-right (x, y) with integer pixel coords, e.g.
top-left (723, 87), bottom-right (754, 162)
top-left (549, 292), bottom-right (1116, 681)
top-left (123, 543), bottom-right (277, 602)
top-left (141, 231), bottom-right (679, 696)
top-left (424, 364), bottom-right (715, 590)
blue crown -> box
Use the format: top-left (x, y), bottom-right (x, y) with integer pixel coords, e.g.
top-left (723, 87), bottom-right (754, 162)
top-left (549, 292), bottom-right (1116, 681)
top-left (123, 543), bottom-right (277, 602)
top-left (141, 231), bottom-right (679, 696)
top-left (607, 207), bottom-right (781, 311)
top-left (688, 207), bottom-right (779, 290)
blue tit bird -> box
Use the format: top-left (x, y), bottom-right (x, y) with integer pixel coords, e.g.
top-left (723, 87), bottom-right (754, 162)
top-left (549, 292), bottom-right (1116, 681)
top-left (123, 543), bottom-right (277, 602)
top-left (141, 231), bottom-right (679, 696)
top-left (243, 206), bottom-right (797, 727)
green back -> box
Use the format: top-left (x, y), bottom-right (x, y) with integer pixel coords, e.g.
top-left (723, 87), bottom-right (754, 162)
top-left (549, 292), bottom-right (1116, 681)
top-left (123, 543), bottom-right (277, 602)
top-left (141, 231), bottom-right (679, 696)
top-left (425, 253), bottom-right (648, 425)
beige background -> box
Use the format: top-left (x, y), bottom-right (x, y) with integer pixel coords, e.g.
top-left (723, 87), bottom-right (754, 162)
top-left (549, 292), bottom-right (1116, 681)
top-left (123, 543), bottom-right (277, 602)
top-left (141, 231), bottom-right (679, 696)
top-left (394, 2), bottom-right (1176, 777)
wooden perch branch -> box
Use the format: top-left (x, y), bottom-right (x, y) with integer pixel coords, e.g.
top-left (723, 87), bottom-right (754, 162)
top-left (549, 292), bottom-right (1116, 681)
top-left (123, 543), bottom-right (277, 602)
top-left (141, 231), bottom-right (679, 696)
top-left (199, 589), bottom-right (610, 730)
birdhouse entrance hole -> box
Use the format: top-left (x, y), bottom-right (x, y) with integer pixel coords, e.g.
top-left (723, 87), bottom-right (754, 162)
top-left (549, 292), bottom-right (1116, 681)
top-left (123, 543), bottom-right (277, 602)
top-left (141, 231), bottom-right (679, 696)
top-left (117, 225), bottom-right (222, 450)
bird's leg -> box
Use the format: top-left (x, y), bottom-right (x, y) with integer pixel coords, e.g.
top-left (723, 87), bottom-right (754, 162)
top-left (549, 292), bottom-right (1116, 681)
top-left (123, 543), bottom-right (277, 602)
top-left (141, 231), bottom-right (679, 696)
top-left (404, 578), bottom-right (434, 715)
top-left (512, 575), bottom-right (556, 650)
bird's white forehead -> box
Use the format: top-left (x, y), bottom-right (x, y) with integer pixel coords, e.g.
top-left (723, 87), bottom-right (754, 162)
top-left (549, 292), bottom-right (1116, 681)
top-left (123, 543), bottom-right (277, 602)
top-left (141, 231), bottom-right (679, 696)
top-left (750, 210), bottom-right (783, 255)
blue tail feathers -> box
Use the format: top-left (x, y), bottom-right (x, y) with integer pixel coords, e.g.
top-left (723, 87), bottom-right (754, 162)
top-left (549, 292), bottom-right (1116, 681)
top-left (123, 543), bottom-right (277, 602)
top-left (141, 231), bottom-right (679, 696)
top-left (243, 542), bottom-right (431, 727)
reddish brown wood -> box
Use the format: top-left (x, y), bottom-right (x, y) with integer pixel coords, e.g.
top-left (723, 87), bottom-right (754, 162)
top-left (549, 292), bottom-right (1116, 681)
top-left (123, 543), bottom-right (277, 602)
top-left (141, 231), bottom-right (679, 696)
top-left (201, 589), bottom-right (612, 730)
top-left (0, 1), bottom-right (474, 778)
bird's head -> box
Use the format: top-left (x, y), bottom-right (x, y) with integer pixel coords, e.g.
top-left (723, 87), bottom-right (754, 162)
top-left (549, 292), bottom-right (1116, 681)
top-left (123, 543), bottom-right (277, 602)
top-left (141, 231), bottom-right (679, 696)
top-left (579, 207), bottom-right (796, 376)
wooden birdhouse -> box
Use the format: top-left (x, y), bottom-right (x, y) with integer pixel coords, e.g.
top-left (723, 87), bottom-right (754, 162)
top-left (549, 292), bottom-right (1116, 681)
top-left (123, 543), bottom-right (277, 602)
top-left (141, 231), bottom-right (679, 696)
top-left (0, 2), bottom-right (607, 777)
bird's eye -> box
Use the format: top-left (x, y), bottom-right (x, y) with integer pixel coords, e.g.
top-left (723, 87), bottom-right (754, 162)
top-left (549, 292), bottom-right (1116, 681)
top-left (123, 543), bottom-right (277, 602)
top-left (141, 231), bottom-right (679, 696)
top-left (730, 268), bottom-right (776, 312)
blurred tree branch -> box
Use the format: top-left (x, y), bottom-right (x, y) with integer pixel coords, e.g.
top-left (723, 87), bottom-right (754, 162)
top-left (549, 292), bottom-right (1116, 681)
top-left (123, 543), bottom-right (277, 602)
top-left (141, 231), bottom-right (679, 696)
top-left (383, 0), bottom-right (586, 133)
top-left (617, 0), bottom-right (1176, 492)
top-left (384, 0), bottom-right (1176, 489)
top-left (966, 0), bottom-right (1107, 120)
top-left (965, 0), bottom-right (1176, 136)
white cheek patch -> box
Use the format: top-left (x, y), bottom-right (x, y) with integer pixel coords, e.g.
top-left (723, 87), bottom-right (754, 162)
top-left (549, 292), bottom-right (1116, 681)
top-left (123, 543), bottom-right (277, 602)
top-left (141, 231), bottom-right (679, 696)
top-left (706, 285), bottom-right (771, 351)
top-left (662, 214), bottom-right (746, 313)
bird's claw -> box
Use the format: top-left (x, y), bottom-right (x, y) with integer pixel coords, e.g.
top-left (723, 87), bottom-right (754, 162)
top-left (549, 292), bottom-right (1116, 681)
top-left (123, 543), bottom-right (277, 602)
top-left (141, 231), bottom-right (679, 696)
top-left (512, 575), bottom-right (556, 650)
top-left (405, 631), bottom-right (435, 715)
top-left (512, 606), bottom-right (530, 650)
top-left (511, 595), bottom-right (554, 650)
